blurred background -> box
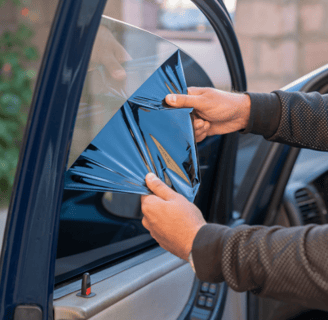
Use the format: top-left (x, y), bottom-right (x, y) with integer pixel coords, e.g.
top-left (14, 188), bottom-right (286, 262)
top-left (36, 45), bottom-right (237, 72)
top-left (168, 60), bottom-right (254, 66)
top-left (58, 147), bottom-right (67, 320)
top-left (1, 0), bottom-right (328, 208)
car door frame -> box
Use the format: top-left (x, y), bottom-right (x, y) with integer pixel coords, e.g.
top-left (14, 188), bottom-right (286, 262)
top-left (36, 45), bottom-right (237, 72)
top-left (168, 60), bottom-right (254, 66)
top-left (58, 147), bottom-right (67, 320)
top-left (0, 0), bottom-right (247, 319)
top-left (0, 1), bottom-right (108, 318)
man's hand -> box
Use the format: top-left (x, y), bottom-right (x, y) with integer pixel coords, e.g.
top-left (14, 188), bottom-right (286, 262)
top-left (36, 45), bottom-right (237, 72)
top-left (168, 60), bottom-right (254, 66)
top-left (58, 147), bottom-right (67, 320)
top-left (91, 25), bottom-right (132, 81)
top-left (165, 87), bottom-right (251, 143)
top-left (141, 173), bottom-right (206, 261)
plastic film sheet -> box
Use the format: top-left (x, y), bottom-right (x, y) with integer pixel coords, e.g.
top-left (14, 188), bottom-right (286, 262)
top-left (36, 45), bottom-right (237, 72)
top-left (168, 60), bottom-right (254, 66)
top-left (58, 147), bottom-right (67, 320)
top-left (65, 50), bottom-right (200, 202)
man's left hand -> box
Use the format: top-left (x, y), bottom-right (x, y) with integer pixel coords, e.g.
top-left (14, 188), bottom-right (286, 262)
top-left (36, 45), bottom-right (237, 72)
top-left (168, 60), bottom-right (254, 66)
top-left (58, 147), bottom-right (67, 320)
top-left (141, 173), bottom-right (207, 261)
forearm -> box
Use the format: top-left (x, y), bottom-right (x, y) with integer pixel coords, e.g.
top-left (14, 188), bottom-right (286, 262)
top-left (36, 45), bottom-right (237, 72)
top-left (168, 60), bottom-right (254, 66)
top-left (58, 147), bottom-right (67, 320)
top-left (270, 90), bottom-right (328, 150)
top-left (242, 92), bottom-right (281, 139)
top-left (243, 90), bottom-right (328, 151)
top-left (192, 223), bottom-right (328, 311)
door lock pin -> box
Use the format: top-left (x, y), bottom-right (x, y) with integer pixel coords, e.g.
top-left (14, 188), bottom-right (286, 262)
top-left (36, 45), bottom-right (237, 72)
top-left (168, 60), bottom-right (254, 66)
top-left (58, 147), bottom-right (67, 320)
top-left (77, 273), bottom-right (96, 298)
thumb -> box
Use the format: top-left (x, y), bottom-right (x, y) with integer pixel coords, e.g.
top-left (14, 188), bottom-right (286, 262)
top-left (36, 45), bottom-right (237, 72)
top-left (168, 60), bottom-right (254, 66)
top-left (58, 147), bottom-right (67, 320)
top-left (166, 87), bottom-right (205, 108)
top-left (165, 93), bottom-right (203, 110)
top-left (145, 173), bottom-right (177, 201)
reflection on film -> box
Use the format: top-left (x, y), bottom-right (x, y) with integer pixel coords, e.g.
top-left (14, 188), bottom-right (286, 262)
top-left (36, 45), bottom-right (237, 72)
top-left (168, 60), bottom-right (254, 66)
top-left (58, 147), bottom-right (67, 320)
top-left (65, 50), bottom-right (200, 202)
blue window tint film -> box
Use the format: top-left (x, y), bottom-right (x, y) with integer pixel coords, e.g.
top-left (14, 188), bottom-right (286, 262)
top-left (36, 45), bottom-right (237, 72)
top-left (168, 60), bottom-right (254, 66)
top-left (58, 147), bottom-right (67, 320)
top-left (65, 50), bottom-right (200, 202)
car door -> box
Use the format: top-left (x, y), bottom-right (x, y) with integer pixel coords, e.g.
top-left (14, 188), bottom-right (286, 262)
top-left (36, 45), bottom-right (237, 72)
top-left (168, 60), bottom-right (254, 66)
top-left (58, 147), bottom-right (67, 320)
top-left (0, 0), bottom-right (249, 319)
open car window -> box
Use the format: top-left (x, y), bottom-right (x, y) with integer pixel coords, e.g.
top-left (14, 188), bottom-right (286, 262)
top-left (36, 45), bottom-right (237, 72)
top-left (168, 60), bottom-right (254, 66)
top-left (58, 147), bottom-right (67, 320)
top-left (68, 16), bottom-right (179, 168)
top-left (55, 16), bottom-right (207, 284)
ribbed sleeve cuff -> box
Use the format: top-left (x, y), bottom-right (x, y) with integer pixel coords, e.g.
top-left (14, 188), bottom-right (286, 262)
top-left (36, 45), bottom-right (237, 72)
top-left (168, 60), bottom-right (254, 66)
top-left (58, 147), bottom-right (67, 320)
top-left (191, 223), bottom-right (230, 283)
top-left (241, 92), bottom-right (281, 139)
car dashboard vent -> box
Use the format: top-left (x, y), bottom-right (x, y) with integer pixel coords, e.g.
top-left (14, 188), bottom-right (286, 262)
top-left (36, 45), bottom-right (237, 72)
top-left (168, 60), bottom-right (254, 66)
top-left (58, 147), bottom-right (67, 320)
top-left (295, 188), bottom-right (322, 225)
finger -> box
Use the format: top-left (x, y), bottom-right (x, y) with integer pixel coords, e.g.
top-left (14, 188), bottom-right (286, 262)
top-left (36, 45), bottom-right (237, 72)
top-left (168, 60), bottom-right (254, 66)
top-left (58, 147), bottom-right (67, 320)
top-left (187, 87), bottom-right (207, 95)
top-left (194, 119), bottom-right (210, 131)
top-left (195, 121), bottom-right (210, 135)
top-left (145, 173), bottom-right (177, 201)
top-left (141, 217), bottom-right (150, 230)
top-left (165, 93), bottom-right (203, 109)
top-left (102, 53), bottom-right (127, 81)
top-left (196, 132), bottom-right (208, 143)
top-left (141, 194), bottom-right (160, 214)
top-left (195, 129), bottom-right (206, 139)
top-left (114, 42), bottom-right (133, 63)
top-left (194, 118), bottom-right (205, 130)
top-left (203, 121), bottom-right (210, 131)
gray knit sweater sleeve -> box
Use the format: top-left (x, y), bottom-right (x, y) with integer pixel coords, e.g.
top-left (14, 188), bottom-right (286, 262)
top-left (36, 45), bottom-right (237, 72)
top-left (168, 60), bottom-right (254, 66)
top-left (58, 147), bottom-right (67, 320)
top-left (192, 90), bottom-right (328, 311)
top-left (192, 223), bottom-right (328, 311)
top-left (244, 90), bottom-right (328, 151)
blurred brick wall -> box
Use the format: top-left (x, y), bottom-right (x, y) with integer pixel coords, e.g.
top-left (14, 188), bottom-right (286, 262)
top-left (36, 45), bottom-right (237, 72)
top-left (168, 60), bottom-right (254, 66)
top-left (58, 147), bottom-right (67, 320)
top-left (6, 0), bottom-right (328, 94)
top-left (235, 0), bottom-right (328, 92)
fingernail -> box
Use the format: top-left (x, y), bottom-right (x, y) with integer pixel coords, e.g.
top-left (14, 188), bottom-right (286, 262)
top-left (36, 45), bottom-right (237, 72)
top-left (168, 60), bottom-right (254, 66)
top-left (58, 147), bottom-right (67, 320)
top-left (147, 172), bottom-right (159, 181)
top-left (167, 94), bottom-right (177, 104)
top-left (112, 69), bottom-right (126, 80)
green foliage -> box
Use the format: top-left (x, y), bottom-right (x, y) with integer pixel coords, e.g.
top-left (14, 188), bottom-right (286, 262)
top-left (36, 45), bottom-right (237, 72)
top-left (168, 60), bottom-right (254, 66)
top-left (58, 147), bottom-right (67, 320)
top-left (0, 0), bottom-right (38, 205)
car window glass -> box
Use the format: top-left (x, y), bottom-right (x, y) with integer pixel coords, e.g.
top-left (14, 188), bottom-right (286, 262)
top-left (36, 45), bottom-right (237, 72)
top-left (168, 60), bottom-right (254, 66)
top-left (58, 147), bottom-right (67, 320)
top-left (56, 15), bottom-right (214, 284)
top-left (68, 17), bottom-right (178, 168)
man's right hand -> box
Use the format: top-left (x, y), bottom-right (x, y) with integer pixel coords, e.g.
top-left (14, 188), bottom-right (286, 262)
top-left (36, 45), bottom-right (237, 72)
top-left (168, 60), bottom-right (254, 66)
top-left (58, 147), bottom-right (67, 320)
top-left (165, 87), bottom-right (251, 143)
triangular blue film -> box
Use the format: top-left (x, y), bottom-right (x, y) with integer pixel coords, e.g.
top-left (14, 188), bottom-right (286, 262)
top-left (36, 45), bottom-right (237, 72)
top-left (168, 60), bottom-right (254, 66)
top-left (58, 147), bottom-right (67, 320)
top-left (65, 50), bottom-right (200, 202)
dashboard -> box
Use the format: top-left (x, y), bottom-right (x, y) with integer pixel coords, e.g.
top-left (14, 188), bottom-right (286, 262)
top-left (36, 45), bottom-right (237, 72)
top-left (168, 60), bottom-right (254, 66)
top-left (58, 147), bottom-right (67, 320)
top-left (284, 148), bottom-right (328, 227)
top-left (254, 147), bottom-right (328, 320)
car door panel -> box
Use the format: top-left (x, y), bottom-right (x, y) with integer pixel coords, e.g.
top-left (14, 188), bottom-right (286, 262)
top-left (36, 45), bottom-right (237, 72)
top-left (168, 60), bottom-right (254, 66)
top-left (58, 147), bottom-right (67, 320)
top-left (88, 264), bottom-right (193, 320)
top-left (221, 289), bottom-right (247, 320)
top-left (54, 252), bottom-right (193, 319)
